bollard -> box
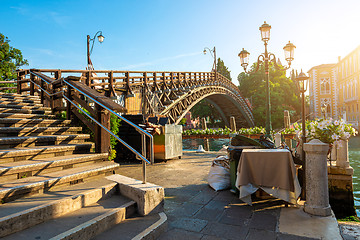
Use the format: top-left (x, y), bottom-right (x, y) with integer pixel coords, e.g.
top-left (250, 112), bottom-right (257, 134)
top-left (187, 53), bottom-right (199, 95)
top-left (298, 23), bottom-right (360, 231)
top-left (274, 132), bottom-right (281, 148)
top-left (201, 118), bottom-right (207, 130)
top-left (230, 116), bottom-right (236, 132)
top-left (336, 139), bottom-right (350, 168)
top-left (303, 139), bottom-right (332, 216)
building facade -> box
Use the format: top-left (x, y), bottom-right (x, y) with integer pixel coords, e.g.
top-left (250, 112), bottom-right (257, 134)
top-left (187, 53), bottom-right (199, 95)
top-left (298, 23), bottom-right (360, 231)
top-left (308, 45), bottom-right (360, 128)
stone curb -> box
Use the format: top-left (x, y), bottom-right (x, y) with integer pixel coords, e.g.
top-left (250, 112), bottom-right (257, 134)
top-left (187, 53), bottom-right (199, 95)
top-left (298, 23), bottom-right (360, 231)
top-left (132, 212), bottom-right (168, 240)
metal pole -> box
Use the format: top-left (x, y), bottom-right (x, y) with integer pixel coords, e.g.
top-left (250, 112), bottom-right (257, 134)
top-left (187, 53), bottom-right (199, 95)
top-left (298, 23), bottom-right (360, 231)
top-left (264, 41), bottom-right (272, 138)
top-left (214, 47), bottom-right (217, 82)
top-left (301, 89), bottom-right (306, 199)
top-left (87, 35), bottom-right (90, 66)
top-left (142, 134), bottom-right (147, 184)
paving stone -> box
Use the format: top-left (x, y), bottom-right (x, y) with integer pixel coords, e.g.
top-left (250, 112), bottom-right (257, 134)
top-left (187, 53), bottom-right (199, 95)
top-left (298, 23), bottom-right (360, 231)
top-left (168, 202), bottom-right (203, 217)
top-left (245, 228), bottom-right (277, 240)
top-left (205, 200), bottom-right (230, 210)
top-left (218, 205), bottom-right (253, 226)
top-left (201, 235), bottom-right (223, 240)
top-left (190, 191), bottom-right (216, 205)
top-left (194, 208), bottom-right (224, 221)
top-left (248, 212), bottom-right (277, 231)
top-left (277, 233), bottom-right (320, 240)
top-left (169, 217), bottom-right (208, 232)
top-left (201, 222), bottom-right (249, 240)
top-left (213, 190), bottom-right (236, 203)
top-left (159, 228), bottom-right (203, 240)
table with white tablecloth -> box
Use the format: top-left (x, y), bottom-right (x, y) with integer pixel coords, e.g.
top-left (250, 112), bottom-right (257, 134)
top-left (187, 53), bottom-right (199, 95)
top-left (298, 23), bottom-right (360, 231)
top-left (235, 149), bottom-right (301, 205)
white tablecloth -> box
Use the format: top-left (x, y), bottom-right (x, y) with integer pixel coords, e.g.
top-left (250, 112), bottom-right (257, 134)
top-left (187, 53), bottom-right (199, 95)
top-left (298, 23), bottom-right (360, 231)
top-left (235, 149), bottom-right (301, 205)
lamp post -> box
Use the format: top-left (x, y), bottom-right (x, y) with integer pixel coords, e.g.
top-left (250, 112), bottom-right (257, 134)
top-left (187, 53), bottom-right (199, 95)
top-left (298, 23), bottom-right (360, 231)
top-left (296, 70), bottom-right (309, 196)
top-left (87, 31), bottom-right (105, 66)
top-left (238, 21), bottom-right (296, 138)
top-left (203, 47), bottom-right (217, 73)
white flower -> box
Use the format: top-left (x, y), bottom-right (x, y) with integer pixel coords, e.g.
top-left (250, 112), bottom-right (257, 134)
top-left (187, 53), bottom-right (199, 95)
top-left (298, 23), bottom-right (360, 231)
top-left (331, 134), bottom-right (340, 140)
top-left (344, 132), bottom-right (351, 139)
top-left (334, 120), bottom-right (340, 125)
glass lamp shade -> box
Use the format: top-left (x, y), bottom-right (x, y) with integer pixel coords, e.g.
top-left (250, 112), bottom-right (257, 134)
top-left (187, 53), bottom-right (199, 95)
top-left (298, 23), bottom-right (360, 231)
top-left (296, 71), bottom-right (309, 92)
top-left (97, 34), bottom-right (105, 43)
top-left (259, 21), bottom-right (271, 41)
top-left (203, 49), bottom-right (207, 55)
top-left (238, 48), bottom-right (250, 67)
top-left (283, 41), bottom-right (296, 62)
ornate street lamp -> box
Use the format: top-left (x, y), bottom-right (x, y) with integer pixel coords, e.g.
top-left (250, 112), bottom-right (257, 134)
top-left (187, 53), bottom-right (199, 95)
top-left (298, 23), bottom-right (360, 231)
top-left (87, 31), bottom-right (105, 66)
top-left (203, 47), bottom-right (217, 73)
top-left (239, 21), bottom-right (296, 138)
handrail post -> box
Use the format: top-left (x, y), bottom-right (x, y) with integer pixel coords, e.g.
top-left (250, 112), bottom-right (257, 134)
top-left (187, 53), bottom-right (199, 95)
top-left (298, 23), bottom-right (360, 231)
top-left (142, 134), bottom-right (147, 184)
top-left (66, 84), bottom-right (72, 120)
top-left (30, 72), bottom-right (35, 96)
top-left (40, 78), bottom-right (45, 104)
top-left (95, 104), bottom-right (111, 153)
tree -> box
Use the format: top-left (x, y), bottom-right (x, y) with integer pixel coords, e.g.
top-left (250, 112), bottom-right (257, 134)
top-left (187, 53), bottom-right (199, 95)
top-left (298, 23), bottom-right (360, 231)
top-left (0, 33), bottom-right (28, 81)
top-left (216, 58), bottom-right (231, 80)
top-left (237, 63), bottom-right (301, 129)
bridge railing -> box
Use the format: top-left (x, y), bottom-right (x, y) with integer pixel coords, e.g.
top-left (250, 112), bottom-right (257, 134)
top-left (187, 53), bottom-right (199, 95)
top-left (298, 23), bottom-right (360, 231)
top-left (16, 69), bottom-right (254, 124)
top-left (16, 69), bottom-right (154, 183)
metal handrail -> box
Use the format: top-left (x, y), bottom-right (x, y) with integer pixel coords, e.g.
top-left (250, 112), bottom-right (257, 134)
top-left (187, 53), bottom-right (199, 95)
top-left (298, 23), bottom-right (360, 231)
top-left (63, 77), bottom-right (154, 162)
top-left (25, 70), bottom-right (153, 183)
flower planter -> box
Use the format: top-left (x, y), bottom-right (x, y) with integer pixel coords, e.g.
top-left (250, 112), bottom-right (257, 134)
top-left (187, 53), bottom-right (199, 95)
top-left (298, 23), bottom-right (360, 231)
top-left (282, 133), bottom-right (296, 139)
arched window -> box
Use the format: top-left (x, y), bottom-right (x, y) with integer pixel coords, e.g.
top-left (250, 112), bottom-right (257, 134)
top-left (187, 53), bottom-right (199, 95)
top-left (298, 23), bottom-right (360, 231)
top-left (320, 78), bottom-right (330, 94)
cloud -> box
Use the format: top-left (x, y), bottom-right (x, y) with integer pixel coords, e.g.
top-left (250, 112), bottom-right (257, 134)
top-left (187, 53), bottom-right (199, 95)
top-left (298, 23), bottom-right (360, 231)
top-left (122, 52), bottom-right (202, 70)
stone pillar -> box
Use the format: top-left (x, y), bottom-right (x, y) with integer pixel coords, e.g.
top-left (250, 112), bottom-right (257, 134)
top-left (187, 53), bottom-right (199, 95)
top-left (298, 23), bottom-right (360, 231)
top-left (230, 116), bottom-right (236, 132)
top-left (336, 139), bottom-right (350, 168)
top-left (303, 139), bottom-right (331, 216)
top-left (274, 132), bottom-right (281, 148)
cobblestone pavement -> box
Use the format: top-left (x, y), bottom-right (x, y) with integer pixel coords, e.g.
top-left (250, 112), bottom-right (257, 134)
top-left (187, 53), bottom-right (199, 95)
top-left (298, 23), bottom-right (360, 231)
top-left (117, 151), bottom-right (323, 240)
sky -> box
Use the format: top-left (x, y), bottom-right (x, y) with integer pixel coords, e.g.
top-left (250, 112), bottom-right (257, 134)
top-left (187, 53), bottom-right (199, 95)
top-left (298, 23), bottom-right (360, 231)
top-left (2, 0), bottom-right (360, 82)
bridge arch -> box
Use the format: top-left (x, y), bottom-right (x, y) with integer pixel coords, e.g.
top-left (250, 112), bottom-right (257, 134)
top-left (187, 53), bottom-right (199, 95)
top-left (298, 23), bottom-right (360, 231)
top-left (159, 85), bottom-right (254, 127)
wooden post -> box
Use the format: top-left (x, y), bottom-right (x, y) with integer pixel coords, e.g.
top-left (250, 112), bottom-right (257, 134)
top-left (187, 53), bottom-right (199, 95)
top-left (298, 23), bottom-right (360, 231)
top-left (230, 116), bottom-right (236, 132)
top-left (284, 110), bottom-right (292, 148)
top-left (201, 117), bottom-right (207, 130)
top-left (66, 84), bottom-right (72, 120)
top-left (30, 73), bottom-right (35, 96)
top-left (53, 71), bottom-right (62, 114)
top-left (94, 104), bottom-right (110, 153)
top-left (40, 78), bottom-right (45, 104)
top-left (108, 71), bottom-right (114, 97)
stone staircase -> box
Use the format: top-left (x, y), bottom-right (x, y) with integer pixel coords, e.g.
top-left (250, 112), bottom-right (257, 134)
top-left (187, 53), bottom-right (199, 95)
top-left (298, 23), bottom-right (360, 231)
top-left (0, 92), bottom-right (166, 239)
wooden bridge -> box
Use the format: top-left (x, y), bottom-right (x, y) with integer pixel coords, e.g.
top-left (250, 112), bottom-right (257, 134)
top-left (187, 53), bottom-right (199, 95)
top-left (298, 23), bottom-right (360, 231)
top-left (17, 69), bottom-right (254, 128)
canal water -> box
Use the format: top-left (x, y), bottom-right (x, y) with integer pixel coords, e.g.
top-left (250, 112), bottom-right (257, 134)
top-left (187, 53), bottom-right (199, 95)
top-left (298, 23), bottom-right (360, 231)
top-left (183, 136), bottom-right (360, 215)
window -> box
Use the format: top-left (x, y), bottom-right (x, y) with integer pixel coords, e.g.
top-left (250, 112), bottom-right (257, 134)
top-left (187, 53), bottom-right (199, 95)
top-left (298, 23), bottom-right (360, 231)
top-left (320, 78), bottom-right (330, 94)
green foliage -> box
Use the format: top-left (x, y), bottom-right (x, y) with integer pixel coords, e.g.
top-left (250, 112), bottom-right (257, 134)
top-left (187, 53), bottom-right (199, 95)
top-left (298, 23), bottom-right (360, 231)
top-left (190, 100), bottom-right (224, 128)
top-left (109, 113), bottom-right (121, 160)
top-left (338, 216), bottom-right (360, 222)
top-left (179, 118), bottom-right (187, 126)
top-left (0, 33), bottom-right (28, 81)
top-left (183, 126), bottom-right (267, 136)
top-left (280, 128), bottom-right (296, 134)
top-left (217, 58), bottom-right (232, 80)
top-left (237, 62), bottom-right (301, 129)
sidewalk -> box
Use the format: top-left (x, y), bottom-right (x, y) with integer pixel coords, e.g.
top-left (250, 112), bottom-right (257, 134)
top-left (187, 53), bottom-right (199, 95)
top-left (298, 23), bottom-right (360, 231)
top-left (118, 151), bottom-right (342, 240)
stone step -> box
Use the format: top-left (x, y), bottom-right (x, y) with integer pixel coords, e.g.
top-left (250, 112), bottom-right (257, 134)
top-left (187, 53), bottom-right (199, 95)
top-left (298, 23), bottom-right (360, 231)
top-left (0, 126), bottom-right (82, 137)
top-left (0, 100), bottom-right (43, 107)
top-left (0, 161), bottom-right (120, 203)
top-left (0, 118), bottom-right (71, 128)
top-left (0, 134), bottom-right (90, 149)
top-left (93, 212), bottom-right (167, 240)
top-left (0, 104), bottom-right (51, 111)
top-left (0, 178), bottom-right (130, 237)
top-left (0, 153), bottom-right (108, 181)
top-left (0, 113), bottom-right (56, 119)
top-left (0, 108), bottom-right (52, 115)
top-left (0, 143), bottom-right (94, 163)
top-left (2, 194), bottom-right (135, 240)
